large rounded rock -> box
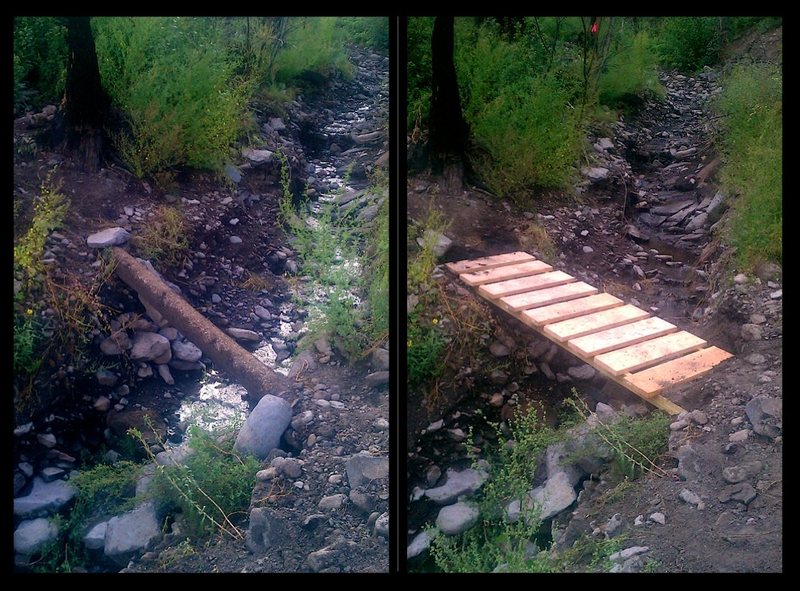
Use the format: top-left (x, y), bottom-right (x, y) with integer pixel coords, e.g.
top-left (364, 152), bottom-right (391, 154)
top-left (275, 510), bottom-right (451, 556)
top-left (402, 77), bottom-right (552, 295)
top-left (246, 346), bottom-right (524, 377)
top-left (131, 332), bottom-right (172, 364)
top-left (13, 477), bottom-right (76, 519)
top-left (171, 339), bottom-right (202, 362)
top-left (104, 501), bottom-right (161, 564)
top-left (526, 471), bottom-right (577, 521)
top-left (87, 227), bottom-right (130, 248)
top-left (15, 518), bottom-right (59, 555)
top-left (436, 502), bottom-right (479, 535)
top-left (424, 468), bottom-right (488, 505)
top-left (745, 397), bottom-right (782, 439)
top-left (346, 454), bottom-right (389, 489)
top-left (234, 395), bottom-right (292, 460)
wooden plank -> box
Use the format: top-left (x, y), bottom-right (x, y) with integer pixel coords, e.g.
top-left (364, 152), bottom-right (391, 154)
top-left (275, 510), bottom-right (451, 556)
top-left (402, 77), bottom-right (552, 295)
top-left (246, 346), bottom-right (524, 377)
top-left (521, 293), bottom-right (624, 327)
top-left (478, 271), bottom-right (576, 300)
top-left (499, 282), bottom-right (599, 312)
top-left (594, 331), bottom-right (707, 376)
top-left (567, 317), bottom-right (677, 358)
top-left (543, 304), bottom-right (651, 342)
top-left (460, 260), bottom-right (553, 286)
top-left (645, 395), bottom-right (687, 415)
top-left (624, 347), bottom-right (734, 399)
top-left (446, 252), bottom-right (535, 274)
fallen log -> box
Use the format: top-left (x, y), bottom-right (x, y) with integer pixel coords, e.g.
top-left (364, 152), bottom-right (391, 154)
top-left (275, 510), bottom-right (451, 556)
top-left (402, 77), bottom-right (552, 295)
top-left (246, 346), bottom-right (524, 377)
top-left (112, 247), bottom-right (290, 402)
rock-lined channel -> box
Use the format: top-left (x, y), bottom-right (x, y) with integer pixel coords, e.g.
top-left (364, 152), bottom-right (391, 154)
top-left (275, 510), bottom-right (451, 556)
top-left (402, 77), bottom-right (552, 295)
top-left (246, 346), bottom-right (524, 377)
top-left (13, 46), bottom-right (389, 573)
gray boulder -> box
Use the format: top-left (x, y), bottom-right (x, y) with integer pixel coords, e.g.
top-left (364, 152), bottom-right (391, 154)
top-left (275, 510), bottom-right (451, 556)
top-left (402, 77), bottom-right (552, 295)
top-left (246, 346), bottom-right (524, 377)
top-left (131, 332), bottom-right (172, 364)
top-left (103, 501), bottom-right (161, 564)
top-left (526, 471), bottom-right (577, 521)
top-left (346, 454), bottom-right (389, 489)
top-left (407, 531), bottom-right (432, 560)
top-left (424, 468), bottom-right (488, 505)
top-left (436, 502), bottom-right (479, 535)
top-left (745, 397), bottom-right (782, 439)
top-left (14, 518), bottom-right (59, 555)
top-left (87, 227), bottom-right (130, 248)
top-left (234, 395), bottom-right (292, 460)
top-left (83, 521), bottom-right (108, 550)
top-left (14, 476), bottom-right (76, 519)
top-left (171, 339), bottom-right (202, 362)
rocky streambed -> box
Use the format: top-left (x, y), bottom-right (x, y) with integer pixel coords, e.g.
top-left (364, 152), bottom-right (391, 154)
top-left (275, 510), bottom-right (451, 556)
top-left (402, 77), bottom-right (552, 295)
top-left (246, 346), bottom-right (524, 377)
top-left (13, 46), bottom-right (390, 573)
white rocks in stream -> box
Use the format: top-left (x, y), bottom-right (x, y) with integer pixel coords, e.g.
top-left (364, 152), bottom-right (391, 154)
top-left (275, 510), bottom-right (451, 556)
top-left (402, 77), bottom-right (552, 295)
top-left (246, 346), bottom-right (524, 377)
top-left (234, 395), bottom-right (292, 460)
top-left (130, 332), bottom-right (172, 364)
top-left (226, 327), bottom-right (261, 342)
top-left (436, 502), bottom-right (479, 535)
top-left (171, 339), bottom-right (202, 362)
top-left (87, 227), bottom-right (130, 248)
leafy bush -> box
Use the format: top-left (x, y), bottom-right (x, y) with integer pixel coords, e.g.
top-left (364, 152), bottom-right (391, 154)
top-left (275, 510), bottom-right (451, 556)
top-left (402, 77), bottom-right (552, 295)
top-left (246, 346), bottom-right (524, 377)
top-left (93, 17), bottom-right (251, 177)
top-left (599, 30), bottom-right (664, 107)
top-left (716, 63), bottom-right (782, 267)
top-left (407, 17), bottom-right (434, 131)
top-left (428, 404), bottom-right (561, 573)
top-left (274, 17), bottom-right (353, 85)
top-left (338, 17), bottom-right (389, 52)
top-left (34, 460), bottom-right (141, 572)
top-left (14, 172), bottom-right (70, 283)
top-left (656, 17), bottom-right (721, 73)
top-left (13, 17), bottom-right (67, 111)
top-left (278, 154), bottom-right (389, 361)
top-left (456, 21), bottom-right (583, 196)
top-left (153, 425), bottom-right (260, 538)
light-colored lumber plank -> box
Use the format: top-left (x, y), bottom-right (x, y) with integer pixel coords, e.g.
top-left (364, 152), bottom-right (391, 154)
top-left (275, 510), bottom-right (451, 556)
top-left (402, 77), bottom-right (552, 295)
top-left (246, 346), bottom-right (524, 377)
top-left (543, 304), bottom-right (651, 342)
top-left (521, 293), bottom-right (624, 327)
top-left (623, 346), bottom-right (734, 399)
top-left (499, 282), bottom-right (599, 312)
top-left (567, 317), bottom-right (677, 358)
top-left (478, 271), bottom-right (576, 300)
top-left (594, 331), bottom-right (707, 376)
top-left (645, 395), bottom-right (687, 415)
top-left (460, 260), bottom-right (553, 286)
top-left (446, 252), bottom-right (535, 274)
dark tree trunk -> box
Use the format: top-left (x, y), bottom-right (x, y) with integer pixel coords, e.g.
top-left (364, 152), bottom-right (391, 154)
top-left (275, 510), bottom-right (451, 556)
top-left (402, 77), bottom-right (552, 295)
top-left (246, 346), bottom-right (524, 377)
top-left (429, 16), bottom-right (469, 192)
top-left (62, 17), bottom-right (109, 172)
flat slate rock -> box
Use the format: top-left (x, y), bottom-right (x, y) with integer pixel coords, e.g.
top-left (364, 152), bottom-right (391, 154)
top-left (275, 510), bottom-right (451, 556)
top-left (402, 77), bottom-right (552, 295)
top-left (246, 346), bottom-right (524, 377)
top-left (14, 476), bottom-right (76, 519)
top-left (424, 468), bottom-right (488, 505)
top-left (87, 227), bottom-right (130, 248)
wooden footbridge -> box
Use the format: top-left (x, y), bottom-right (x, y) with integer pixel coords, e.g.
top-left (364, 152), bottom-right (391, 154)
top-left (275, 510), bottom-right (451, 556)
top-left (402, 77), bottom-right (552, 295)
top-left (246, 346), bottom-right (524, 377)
top-left (446, 251), bottom-right (732, 415)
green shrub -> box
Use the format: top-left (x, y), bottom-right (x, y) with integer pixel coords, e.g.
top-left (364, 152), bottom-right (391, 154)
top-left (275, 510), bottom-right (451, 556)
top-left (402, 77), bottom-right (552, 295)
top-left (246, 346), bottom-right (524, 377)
top-left (274, 17), bottom-right (353, 84)
top-left (428, 405), bottom-right (560, 573)
top-left (656, 17), bottom-right (721, 73)
top-left (93, 17), bottom-right (251, 177)
top-left (158, 426), bottom-right (260, 538)
top-left (34, 460), bottom-right (141, 572)
top-left (13, 17), bottom-right (67, 110)
top-left (278, 154), bottom-right (389, 361)
top-left (456, 22), bottom-right (582, 196)
top-left (14, 307), bottom-right (43, 377)
top-left (338, 17), bottom-right (389, 52)
top-left (14, 173), bottom-right (70, 283)
top-left (599, 30), bottom-right (664, 107)
top-left (407, 17), bottom-right (434, 130)
top-left (716, 63), bottom-right (782, 268)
